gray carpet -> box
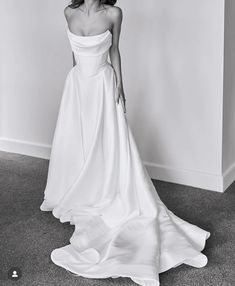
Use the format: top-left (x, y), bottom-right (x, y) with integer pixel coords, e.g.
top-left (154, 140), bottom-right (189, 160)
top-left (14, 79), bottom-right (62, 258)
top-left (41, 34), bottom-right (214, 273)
top-left (0, 150), bottom-right (234, 286)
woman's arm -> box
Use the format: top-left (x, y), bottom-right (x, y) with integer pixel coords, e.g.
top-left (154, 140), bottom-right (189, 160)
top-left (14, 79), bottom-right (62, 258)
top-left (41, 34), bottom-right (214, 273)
top-left (109, 7), bottom-right (126, 113)
top-left (64, 6), bottom-right (76, 67)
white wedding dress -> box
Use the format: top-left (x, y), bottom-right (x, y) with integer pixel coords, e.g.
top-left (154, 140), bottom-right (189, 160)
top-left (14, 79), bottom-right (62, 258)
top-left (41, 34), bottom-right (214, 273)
top-left (40, 28), bottom-right (210, 286)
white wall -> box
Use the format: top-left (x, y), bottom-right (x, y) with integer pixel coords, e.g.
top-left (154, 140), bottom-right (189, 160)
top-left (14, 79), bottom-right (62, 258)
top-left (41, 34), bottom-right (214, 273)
top-left (0, 0), bottom-right (232, 192)
top-left (119, 0), bottom-right (225, 191)
top-left (0, 0), bottom-right (70, 157)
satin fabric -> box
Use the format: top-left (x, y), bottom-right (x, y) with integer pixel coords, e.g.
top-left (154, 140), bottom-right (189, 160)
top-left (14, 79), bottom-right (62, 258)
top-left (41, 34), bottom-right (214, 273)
top-left (40, 29), bottom-right (210, 286)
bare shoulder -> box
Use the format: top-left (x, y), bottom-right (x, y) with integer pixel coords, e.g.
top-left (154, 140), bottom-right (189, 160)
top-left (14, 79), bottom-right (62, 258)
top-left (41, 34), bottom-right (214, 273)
top-left (64, 5), bottom-right (74, 20)
top-left (105, 5), bottom-right (123, 22)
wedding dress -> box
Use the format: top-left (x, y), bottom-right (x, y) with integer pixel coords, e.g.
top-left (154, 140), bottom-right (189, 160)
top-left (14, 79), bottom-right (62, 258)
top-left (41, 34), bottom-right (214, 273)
top-left (40, 28), bottom-right (210, 286)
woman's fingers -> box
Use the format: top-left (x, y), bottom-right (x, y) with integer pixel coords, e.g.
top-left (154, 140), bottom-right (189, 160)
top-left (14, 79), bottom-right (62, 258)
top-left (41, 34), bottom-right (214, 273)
top-left (115, 89), bottom-right (127, 113)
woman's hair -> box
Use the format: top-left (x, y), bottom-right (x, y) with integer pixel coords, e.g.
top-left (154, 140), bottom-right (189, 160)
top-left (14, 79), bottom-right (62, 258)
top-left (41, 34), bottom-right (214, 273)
top-left (69, 0), bottom-right (117, 9)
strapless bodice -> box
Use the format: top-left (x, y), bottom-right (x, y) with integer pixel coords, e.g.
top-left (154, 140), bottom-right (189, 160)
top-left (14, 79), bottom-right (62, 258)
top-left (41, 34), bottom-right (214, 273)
top-left (67, 29), bottom-right (112, 76)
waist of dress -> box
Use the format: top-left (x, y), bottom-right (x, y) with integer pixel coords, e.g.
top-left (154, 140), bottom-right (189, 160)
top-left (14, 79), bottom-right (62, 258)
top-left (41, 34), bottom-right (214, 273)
top-left (74, 61), bottom-right (110, 77)
top-left (74, 53), bottom-right (111, 77)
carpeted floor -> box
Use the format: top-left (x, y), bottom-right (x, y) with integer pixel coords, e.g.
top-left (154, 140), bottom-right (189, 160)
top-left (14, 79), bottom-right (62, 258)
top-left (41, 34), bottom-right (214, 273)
top-left (0, 150), bottom-right (234, 286)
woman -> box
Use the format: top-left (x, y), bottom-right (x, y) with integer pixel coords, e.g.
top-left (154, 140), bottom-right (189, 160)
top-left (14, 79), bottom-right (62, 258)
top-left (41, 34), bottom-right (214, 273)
top-left (40, 1), bottom-right (210, 285)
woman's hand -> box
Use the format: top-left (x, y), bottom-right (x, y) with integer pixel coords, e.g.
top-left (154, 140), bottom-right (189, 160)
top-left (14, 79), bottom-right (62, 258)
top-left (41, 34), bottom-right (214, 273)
top-left (116, 86), bottom-right (127, 113)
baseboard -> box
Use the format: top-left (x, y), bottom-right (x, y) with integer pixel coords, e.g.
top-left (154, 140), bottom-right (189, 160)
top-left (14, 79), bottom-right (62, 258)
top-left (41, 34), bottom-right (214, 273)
top-left (0, 137), bottom-right (51, 159)
top-left (144, 161), bottom-right (234, 193)
top-left (222, 161), bottom-right (235, 192)
top-left (0, 136), bottom-right (234, 192)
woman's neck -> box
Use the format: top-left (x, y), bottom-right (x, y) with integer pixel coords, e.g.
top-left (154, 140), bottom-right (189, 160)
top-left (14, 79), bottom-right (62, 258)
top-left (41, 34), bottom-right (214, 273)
top-left (82, 0), bottom-right (102, 15)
